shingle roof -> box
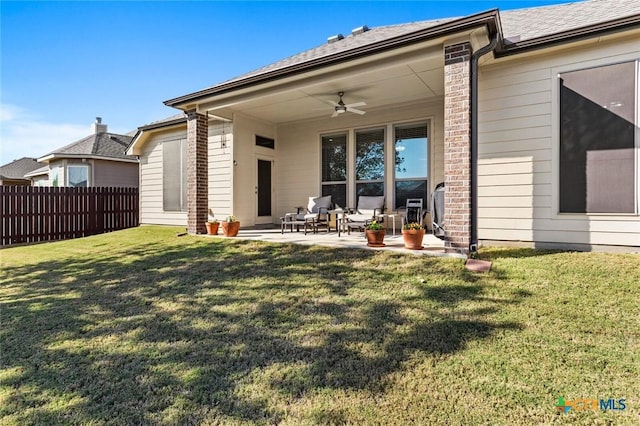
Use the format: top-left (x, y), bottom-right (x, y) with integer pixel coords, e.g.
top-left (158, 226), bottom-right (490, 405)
top-left (500, 0), bottom-right (640, 43)
top-left (168, 0), bottom-right (639, 106)
top-left (42, 132), bottom-right (135, 161)
top-left (224, 17), bottom-right (458, 85)
top-left (0, 157), bottom-right (42, 180)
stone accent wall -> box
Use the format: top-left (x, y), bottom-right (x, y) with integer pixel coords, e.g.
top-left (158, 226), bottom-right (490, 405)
top-left (443, 42), bottom-right (472, 254)
top-left (186, 110), bottom-right (208, 234)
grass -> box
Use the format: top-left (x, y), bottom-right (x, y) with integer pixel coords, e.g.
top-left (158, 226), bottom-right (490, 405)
top-left (1, 226), bottom-right (638, 425)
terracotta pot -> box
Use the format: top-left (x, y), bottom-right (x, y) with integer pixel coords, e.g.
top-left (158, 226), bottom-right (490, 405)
top-left (365, 229), bottom-right (386, 247)
top-left (402, 228), bottom-right (425, 250)
top-left (205, 222), bottom-right (219, 235)
top-left (221, 221), bottom-right (240, 237)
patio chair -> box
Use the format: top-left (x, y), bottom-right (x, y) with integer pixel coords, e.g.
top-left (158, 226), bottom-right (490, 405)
top-left (401, 198), bottom-right (424, 227)
top-left (281, 195), bottom-right (332, 234)
top-left (431, 182), bottom-right (445, 240)
top-left (342, 195), bottom-right (385, 236)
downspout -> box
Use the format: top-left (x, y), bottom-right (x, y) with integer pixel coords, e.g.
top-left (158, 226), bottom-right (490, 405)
top-left (469, 32), bottom-right (498, 254)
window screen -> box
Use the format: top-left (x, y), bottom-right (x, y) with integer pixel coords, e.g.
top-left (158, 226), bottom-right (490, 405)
top-left (356, 128), bottom-right (385, 199)
top-left (163, 139), bottom-right (188, 211)
top-left (394, 123), bottom-right (428, 209)
top-left (559, 62), bottom-right (636, 213)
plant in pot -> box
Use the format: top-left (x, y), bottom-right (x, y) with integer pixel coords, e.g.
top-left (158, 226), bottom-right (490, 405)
top-left (402, 222), bottom-right (425, 250)
top-left (221, 215), bottom-right (240, 237)
top-left (205, 208), bottom-right (219, 235)
top-left (365, 220), bottom-right (386, 247)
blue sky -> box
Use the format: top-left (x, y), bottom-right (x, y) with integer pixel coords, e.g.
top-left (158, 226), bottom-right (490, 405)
top-left (1, 0), bottom-right (572, 164)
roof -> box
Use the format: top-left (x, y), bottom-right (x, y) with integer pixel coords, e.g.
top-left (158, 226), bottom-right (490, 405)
top-left (500, 0), bottom-right (640, 44)
top-left (23, 165), bottom-right (49, 178)
top-left (165, 0), bottom-right (640, 108)
top-left (40, 132), bottom-right (136, 162)
top-left (0, 157), bottom-right (42, 180)
top-left (138, 113), bottom-right (187, 131)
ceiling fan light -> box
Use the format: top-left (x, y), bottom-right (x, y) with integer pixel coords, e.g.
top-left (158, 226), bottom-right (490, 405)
top-left (335, 105), bottom-right (347, 113)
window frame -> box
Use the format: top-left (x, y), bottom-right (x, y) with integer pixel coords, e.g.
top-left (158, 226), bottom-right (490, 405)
top-left (162, 138), bottom-right (188, 212)
top-left (354, 126), bottom-right (386, 199)
top-left (320, 132), bottom-right (348, 208)
top-left (552, 56), bottom-right (640, 218)
top-left (393, 122), bottom-right (429, 210)
top-left (67, 164), bottom-right (90, 188)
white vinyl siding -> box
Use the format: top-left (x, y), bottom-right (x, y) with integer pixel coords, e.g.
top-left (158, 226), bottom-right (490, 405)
top-left (478, 35), bottom-right (640, 248)
top-left (208, 122), bottom-right (233, 221)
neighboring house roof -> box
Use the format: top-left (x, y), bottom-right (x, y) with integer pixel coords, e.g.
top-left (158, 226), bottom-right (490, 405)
top-left (39, 132), bottom-right (137, 163)
top-left (24, 165), bottom-right (49, 178)
top-left (138, 113), bottom-right (188, 131)
top-left (165, 0), bottom-right (640, 107)
top-left (0, 157), bottom-right (42, 181)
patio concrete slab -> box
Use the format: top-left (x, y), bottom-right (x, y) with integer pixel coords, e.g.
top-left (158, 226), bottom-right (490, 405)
top-left (203, 227), bottom-right (466, 259)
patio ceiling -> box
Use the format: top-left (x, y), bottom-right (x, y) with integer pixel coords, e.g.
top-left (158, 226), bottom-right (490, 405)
top-left (203, 46), bottom-right (445, 125)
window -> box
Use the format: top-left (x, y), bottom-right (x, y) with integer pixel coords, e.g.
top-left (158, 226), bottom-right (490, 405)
top-left (68, 165), bottom-right (89, 187)
top-left (321, 134), bottom-right (347, 208)
top-left (163, 139), bottom-right (188, 211)
top-left (355, 128), bottom-right (385, 197)
top-left (256, 135), bottom-right (275, 149)
top-left (394, 123), bottom-right (428, 209)
top-left (50, 166), bottom-right (63, 187)
top-left (559, 61), bottom-right (638, 213)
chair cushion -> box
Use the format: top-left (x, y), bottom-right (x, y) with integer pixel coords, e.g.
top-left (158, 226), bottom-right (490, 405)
top-left (357, 196), bottom-right (385, 215)
top-left (308, 195), bottom-right (332, 214)
top-left (346, 213), bottom-right (371, 223)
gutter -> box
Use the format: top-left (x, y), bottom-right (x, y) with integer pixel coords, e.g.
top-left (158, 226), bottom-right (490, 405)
top-left (469, 31), bottom-right (499, 255)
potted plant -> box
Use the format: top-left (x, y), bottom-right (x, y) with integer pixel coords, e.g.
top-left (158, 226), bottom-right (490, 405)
top-left (205, 219), bottom-right (219, 235)
top-left (402, 222), bottom-right (425, 250)
top-left (205, 208), bottom-right (219, 235)
top-left (365, 220), bottom-right (386, 247)
top-left (221, 215), bottom-right (240, 237)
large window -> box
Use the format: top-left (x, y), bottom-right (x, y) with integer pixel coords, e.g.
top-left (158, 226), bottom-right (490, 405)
top-left (68, 165), bottom-right (89, 187)
top-left (321, 134), bottom-right (347, 208)
top-left (355, 128), bottom-right (385, 197)
top-left (163, 139), bottom-right (188, 212)
top-left (559, 61), bottom-right (637, 213)
top-left (394, 123), bottom-right (428, 209)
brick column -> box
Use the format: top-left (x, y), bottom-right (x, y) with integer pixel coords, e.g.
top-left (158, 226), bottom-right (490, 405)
top-left (186, 109), bottom-right (208, 234)
top-left (443, 42), bottom-right (472, 254)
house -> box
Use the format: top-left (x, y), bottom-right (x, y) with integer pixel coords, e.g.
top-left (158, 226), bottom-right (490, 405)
top-left (127, 0), bottom-right (640, 253)
top-left (0, 157), bottom-right (42, 185)
top-left (29, 118), bottom-right (139, 188)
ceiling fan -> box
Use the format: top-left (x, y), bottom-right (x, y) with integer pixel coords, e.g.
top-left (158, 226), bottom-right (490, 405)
top-left (329, 91), bottom-right (366, 117)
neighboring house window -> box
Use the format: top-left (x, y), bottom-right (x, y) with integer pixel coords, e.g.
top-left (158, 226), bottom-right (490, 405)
top-left (394, 123), bottom-right (428, 209)
top-left (50, 166), bottom-right (63, 187)
top-left (256, 135), bottom-right (275, 149)
top-left (355, 128), bottom-right (385, 197)
top-left (163, 139), bottom-right (187, 212)
top-left (559, 61), bottom-right (638, 214)
top-left (68, 165), bottom-right (89, 187)
top-left (321, 134), bottom-right (347, 208)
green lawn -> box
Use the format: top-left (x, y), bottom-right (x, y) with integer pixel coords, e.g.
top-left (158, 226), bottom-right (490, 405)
top-left (1, 226), bottom-right (638, 425)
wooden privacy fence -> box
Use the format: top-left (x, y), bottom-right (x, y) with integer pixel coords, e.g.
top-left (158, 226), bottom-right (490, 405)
top-left (1, 186), bottom-right (139, 246)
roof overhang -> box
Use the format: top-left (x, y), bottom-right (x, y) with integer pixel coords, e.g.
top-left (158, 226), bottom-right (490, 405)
top-left (23, 166), bottom-right (49, 178)
top-left (495, 13), bottom-right (640, 57)
top-left (36, 153), bottom-right (139, 164)
top-left (164, 10), bottom-right (501, 111)
top-left (126, 117), bottom-right (188, 156)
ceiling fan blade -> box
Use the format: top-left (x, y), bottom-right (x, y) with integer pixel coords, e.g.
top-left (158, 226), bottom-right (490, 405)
top-left (345, 101), bottom-right (366, 108)
top-left (348, 108), bottom-right (366, 115)
top-left (331, 110), bottom-right (340, 118)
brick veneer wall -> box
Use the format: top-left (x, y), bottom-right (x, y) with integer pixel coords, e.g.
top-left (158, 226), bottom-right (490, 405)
top-left (186, 110), bottom-right (208, 234)
top-left (443, 42), bottom-right (472, 254)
